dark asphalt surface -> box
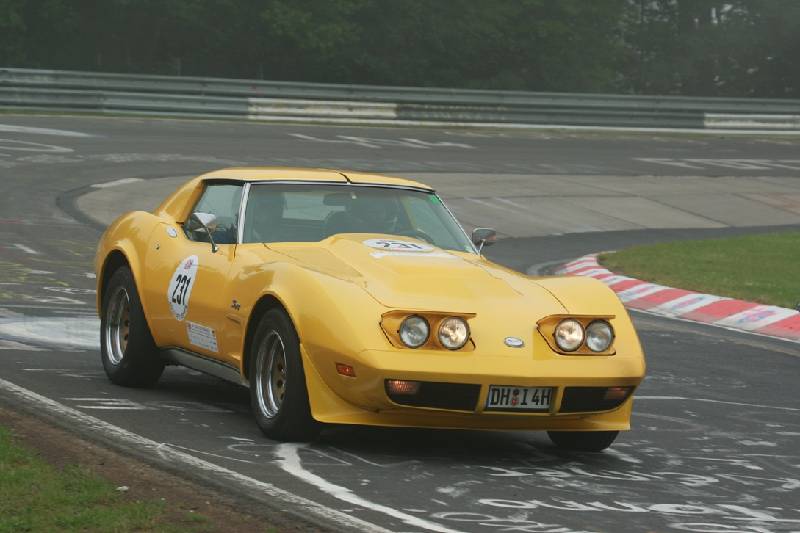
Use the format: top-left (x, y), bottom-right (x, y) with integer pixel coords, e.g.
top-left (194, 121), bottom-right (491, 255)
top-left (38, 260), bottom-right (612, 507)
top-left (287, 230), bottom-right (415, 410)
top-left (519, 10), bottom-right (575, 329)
top-left (0, 115), bottom-right (798, 533)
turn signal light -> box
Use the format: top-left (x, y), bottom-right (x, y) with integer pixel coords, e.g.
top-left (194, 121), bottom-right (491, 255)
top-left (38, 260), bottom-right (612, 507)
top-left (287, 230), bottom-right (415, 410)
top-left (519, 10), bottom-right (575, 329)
top-left (386, 379), bottom-right (420, 395)
top-left (603, 386), bottom-right (632, 401)
top-left (336, 363), bottom-right (356, 377)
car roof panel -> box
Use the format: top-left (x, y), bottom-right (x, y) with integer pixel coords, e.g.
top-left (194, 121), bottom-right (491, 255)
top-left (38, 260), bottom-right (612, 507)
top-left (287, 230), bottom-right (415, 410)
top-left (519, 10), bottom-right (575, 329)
top-left (199, 167), bottom-right (432, 190)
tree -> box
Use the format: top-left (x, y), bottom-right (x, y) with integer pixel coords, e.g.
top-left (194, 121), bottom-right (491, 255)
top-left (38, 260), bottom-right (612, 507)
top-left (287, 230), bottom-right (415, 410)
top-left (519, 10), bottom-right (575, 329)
top-left (0, 0), bottom-right (795, 96)
top-left (628, 0), bottom-right (800, 96)
top-left (0, 0), bottom-right (27, 65)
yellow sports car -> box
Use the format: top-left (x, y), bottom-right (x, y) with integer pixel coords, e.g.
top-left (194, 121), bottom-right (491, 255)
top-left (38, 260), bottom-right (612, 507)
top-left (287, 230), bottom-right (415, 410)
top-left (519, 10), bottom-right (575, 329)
top-left (95, 168), bottom-right (645, 451)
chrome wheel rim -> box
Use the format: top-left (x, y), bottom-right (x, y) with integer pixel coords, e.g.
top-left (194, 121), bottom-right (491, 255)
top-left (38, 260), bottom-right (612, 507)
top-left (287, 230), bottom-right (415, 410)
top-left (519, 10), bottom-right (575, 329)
top-left (105, 286), bottom-right (130, 365)
top-left (256, 331), bottom-right (287, 418)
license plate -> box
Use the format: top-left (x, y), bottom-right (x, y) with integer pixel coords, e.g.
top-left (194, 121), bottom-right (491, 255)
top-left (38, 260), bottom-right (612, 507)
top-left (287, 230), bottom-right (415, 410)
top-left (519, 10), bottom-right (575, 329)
top-left (485, 385), bottom-right (552, 411)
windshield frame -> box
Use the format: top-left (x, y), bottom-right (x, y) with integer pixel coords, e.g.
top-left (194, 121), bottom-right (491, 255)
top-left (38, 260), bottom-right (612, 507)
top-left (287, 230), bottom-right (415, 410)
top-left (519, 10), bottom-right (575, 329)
top-left (235, 180), bottom-right (477, 253)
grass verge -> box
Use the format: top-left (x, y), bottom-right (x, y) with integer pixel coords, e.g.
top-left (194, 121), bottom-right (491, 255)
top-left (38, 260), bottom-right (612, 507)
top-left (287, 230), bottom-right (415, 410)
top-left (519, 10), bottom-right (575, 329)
top-left (599, 231), bottom-right (800, 309)
top-left (0, 425), bottom-right (210, 533)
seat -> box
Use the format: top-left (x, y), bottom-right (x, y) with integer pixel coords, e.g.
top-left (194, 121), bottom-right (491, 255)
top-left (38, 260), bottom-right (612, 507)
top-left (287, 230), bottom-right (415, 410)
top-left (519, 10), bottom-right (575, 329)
top-left (324, 210), bottom-right (362, 237)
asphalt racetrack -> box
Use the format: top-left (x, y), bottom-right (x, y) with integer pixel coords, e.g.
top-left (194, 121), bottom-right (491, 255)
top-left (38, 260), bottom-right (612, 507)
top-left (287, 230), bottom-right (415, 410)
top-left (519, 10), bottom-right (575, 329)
top-left (1, 115), bottom-right (799, 533)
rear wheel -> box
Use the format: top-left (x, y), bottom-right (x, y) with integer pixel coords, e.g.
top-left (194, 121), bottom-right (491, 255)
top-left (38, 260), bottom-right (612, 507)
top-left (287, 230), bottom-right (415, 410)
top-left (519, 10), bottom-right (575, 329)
top-left (249, 308), bottom-right (319, 441)
top-left (547, 430), bottom-right (619, 452)
top-left (100, 266), bottom-right (164, 387)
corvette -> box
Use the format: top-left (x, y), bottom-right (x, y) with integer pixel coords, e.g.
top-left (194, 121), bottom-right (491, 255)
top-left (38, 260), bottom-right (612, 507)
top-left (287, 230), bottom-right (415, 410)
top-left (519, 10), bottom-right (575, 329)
top-left (95, 167), bottom-right (645, 451)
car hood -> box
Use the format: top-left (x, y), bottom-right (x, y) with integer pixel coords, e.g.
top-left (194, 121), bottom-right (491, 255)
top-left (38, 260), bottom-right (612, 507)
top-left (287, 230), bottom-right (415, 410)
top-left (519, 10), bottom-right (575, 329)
top-left (265, 234), bottom-right (566, 315)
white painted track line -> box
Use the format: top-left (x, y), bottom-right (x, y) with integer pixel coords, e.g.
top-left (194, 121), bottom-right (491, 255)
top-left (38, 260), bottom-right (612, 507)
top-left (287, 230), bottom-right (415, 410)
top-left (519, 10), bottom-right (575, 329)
top-left (276, 443), bottom-right (461, 533)
top-left (12, 243), bottom-right (40, 255)
top-left (91, 177), bottom-right (143, 188)
top-left (0, 377), bottom-right (394, 533)
top-left (0, 124), bottom-right (93, 137)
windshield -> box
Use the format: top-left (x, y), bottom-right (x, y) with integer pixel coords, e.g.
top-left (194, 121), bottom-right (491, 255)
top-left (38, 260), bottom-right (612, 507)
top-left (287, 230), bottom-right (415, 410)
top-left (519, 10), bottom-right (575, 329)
top-left (242, 183), bottom-right (474, 253)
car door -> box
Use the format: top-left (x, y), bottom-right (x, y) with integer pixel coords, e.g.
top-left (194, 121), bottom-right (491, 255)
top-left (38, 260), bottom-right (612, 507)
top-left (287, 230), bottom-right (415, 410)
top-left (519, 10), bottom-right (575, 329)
top-left (143, 182), bottom-right (243, 366)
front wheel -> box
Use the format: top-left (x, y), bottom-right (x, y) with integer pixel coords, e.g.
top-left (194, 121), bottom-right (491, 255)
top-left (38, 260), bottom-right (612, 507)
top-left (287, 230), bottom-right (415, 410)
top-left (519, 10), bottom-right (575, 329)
top-left (100, 266), bottom-right (164, 387)
top-left (547, 430), bottom-right (619, 452)
top-left (249, 308), bottom-right (319, 441)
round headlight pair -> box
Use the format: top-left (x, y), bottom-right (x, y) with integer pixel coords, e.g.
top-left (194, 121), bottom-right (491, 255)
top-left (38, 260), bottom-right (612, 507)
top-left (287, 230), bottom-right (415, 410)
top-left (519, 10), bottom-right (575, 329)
top-left (554, 319), bottom-right (614, 353)
top-left (399, 316), bottom-right (469, 350)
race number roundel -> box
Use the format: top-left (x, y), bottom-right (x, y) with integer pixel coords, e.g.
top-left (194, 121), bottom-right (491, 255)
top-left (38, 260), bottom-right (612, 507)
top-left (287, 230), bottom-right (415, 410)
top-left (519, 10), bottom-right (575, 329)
top-left (167, 255), bottom-right (199, 321)
top-left (363, 238), bottom-right (433, 252)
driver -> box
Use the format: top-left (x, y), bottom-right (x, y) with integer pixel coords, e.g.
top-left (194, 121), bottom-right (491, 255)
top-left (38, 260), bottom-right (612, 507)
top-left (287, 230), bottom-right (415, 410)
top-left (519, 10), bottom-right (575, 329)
top-left (244, 189), bottom-right (286, 242)
top-left (348, 193), bottom-right (400, 234)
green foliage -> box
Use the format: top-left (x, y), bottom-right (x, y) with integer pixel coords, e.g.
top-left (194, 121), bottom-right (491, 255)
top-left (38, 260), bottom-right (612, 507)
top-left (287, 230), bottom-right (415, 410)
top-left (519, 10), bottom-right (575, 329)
top-left (626, 0), bottom-right (800, 96)
top-left (0, 0), bottom-right (28, 65)
top-left (0, 426), bottom-right (211, 532)
top-left (0, 0), bottom-right (797, 96)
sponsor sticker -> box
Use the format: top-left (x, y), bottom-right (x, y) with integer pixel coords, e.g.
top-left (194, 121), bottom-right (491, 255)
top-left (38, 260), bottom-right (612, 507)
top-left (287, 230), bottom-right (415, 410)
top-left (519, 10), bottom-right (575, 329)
top-left (363, 238), bottom-right (434, 252)
top-left (167, 255), bottom-right (198, 321)
top-left (186, 322), bottom-right (219, 353)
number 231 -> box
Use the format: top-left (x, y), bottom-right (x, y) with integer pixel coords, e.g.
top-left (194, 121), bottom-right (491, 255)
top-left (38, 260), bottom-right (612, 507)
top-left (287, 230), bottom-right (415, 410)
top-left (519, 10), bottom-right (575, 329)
top-left (171, 274), bottom-right (191, 305)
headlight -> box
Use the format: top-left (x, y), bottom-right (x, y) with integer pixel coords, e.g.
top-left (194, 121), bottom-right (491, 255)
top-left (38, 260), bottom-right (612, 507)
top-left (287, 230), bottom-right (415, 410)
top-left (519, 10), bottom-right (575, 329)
top-left (438, 317), bottom-right (469, 350)
top-left (586, 320), bottom-right (614, 352)
top-left (399, 315), bottom-right (429, 348)
top-left (554, 319), bottom-right (584, 352)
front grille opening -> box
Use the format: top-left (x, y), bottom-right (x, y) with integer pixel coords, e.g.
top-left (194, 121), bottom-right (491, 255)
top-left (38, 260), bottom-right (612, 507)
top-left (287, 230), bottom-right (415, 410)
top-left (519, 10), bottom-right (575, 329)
top-left (559, 386), bottom-right (634, 413)
top-left (385, 380), bottom-right (480, 411)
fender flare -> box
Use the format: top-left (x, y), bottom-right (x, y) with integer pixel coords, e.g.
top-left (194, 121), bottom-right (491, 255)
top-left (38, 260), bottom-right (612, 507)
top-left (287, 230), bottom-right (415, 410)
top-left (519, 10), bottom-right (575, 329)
top-left (95, 212), bottom-right (161, 323)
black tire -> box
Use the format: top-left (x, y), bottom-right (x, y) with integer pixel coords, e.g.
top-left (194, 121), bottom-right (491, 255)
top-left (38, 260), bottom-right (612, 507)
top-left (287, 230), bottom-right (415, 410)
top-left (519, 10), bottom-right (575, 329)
top-left (249, 308), bottom-right (320, 441)
top-left (100, 266), bottom-right (164, 387)
top-left (547, 430), bottom-right (619, 452)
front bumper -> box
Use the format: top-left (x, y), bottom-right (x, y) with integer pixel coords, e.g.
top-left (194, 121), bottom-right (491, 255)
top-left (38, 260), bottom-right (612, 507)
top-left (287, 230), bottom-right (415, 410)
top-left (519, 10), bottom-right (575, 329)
top-left (302, 346), bottom-right (645, 431)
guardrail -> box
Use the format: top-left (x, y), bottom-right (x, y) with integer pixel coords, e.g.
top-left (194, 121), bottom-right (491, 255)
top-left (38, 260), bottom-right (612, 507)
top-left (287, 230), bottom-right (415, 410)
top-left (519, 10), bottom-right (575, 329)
top-left (2, 67), bottom-right (799, 131)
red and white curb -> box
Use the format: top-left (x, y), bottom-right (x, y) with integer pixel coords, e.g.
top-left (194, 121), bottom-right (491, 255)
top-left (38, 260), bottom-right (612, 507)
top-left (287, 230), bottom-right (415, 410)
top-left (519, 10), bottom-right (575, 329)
top-left (557, 254), bottom-right (800, 343)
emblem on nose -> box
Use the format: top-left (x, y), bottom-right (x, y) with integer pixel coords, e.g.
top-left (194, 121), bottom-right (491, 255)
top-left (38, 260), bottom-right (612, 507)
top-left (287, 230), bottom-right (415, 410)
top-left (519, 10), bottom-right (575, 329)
top-left (504, 337), bottom-right (524, 348)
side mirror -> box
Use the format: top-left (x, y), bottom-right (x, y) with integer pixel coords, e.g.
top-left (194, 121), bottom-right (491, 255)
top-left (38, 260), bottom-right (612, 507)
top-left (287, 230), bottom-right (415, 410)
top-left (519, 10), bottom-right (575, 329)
top-left (471, 227), bottom-right (497, 254)
top-left (186, 212), bottom-right (219, 253)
